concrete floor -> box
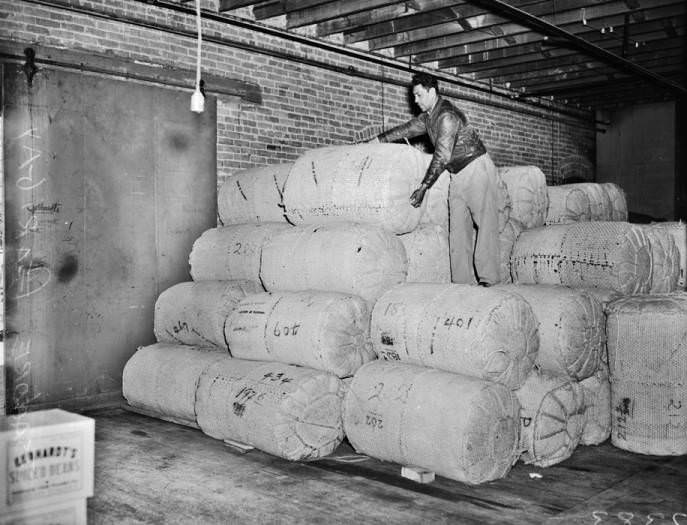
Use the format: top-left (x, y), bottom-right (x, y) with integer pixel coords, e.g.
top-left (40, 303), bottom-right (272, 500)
top-left (87, 407), bottom-right (687, 524)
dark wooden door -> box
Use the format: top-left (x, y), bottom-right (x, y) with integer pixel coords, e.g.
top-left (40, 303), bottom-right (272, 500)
top-left (3, 64), bottom-right (217, 412)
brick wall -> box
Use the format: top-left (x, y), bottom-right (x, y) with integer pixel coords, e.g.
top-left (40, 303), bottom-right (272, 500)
top-left (1, 0), bottom-right (595, 187)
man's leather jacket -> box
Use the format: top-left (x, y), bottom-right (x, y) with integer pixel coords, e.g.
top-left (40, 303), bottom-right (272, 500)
top-left (377, 97), bottom-right (486, 188)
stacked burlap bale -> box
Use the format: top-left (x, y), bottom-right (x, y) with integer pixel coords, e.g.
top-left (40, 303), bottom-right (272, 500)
top-left (606, 294), bottom-right (687, 455)
top-left (600, 182), bottom-right (628, 221)
top-left (642, 224), bottom-right (680, 293)
top-left (260, 222), bottom-right (408, 306)
top-left (283, 144), bottom-right (428, 234)
top-left (195, 358), bottom-right (345, 461)
top-left (225, 290), bottom-right (375, 378)
top-left (497, 284), bottom-right (603, 380)
top-left (545, 185), bottom-right (592, 225)
top-left (498, 218), bottom-right (525, 284)
top-left (580, 363), bottom-right (612, 446)
top-left (154, 280), bottom-right (261, 349)
top-left (122, 343), bottom-right (226, 428)
top-left (371, 283), bottom-right (539, 389)
top-left (498, 166), bottom-right (549, 229)
top-left (343, 361), bottom-right (521, 484)
top-left (511, 222), bottom-right (652, 294)
top-left (189, 223), bottom-right (292, 283)
top-left (516, 369), bottom-right (587, 467)
top-left (574, 182), bottom-right (613, 220)
top-left (649, 221), bottom-right (686, 290)
top-left (218, 163), bottom-right (292, 225)
top-left (397, 224), bottom-right (451, 283)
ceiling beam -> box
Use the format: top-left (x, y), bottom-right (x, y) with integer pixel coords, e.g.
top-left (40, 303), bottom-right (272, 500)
top-left (435, 19), bottom-right (684, 68)
top-left (285, 0), bottom-right (403, 28)
top-left (394, 0), bottom-right (683, 57)
top-left (462, 0), bottom-right (686, 94)
top-left (253, 0), bottom-right (335, 20)
top-left (317, 0), bottom-right (473, 36)
top-left (218, 0), bottom-right (267, 10)
top-left (465, 36), bottom-right (684, 79)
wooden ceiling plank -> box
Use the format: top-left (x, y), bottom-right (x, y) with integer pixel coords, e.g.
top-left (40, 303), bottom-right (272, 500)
top-left (448, 30), bottom-right (685, 75)
top-left (460, 0), bottom-right (686, 94)
top-left (218, 0), bottom-right (268, 11)
top-left (253, 0), bottom-right (334, 19)
top-left (435, 19), bottom-right (685, 68)
top-left (394, 0), bottom-right (684, 57)
top-left (344, 1), bottom-right (505, 43)
top-left (357, 0), bottom-right (608, 46)
top-left (493, 51), bottom-right (683, 87)
top-left (286, 0), bottom-right (403, 28)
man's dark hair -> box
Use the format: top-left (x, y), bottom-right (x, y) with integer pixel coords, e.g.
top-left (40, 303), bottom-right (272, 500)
top-left (411, 72), bottom-right (438, 91)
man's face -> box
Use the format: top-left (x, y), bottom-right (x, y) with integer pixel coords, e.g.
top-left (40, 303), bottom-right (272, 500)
top-left (412, 84), bottom-right (436, 113)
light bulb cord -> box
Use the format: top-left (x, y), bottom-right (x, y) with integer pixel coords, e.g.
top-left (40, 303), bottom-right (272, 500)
top-left (195, 0), bottom-right (202, 90)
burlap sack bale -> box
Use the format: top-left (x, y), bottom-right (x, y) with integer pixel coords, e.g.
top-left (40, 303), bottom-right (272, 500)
top-left (649, 221), bottom-right (686, 290)
top-left (606, 294), bottom-right (687, 455)
top-left (397, 224), bottom-right (450, 283)
top-left (516, 370), bottom-right (587, 467)
top-left (189, 223), bottom-right (292, 283)
top-left (196, 359), bottom-right (345, 461)
top-left (497, 284), bottom-right (603, 380)
top-left (511, 222), bottom-right (652, 295)
top-left (225, 290), bottom-right (376, 378)
top-left (498, 166), bottom-right (549, 229)
top-left (260, 222), bottom-right (408, 306)
top-left (283, 144), bottom-right (430, 234)
top-left (545, 185), bottom-right (592, 225)
top-left (343, 361), bottom-right (520, 484)
top-left (371, 283), bottom-right (538, 389)
top-left (122, 343), bottom-right (226, 427)
top-left (572, 182), bottom-right (613, 221)
top-left (643, 225), bottom-right (680, 293)
top-left (154, 280), bottom-right (262, 348)
top-left (218, 163), bottom-right (292, 225)
top-left (499, 218), bottom-right (525, 284)
top-left (580, 363), bottom-right (611, 446)
top-left (601, 182), bottom-right (628, 221)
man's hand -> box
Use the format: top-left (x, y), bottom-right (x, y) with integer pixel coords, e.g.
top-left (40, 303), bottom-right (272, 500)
top-left (410, 185), bottom-right (428, 208)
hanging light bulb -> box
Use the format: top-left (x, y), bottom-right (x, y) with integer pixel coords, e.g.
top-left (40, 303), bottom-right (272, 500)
top-left (191, 0), bottom-right (205, 113)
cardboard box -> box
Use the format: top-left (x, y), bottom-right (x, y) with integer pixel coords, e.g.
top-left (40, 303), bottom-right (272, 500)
top-left (0, 409), bottom-right (94, 513)
top-left (0, 497), bottom-right (87, 525)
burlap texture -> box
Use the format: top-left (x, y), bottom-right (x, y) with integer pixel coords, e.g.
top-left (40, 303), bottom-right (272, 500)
top-left (498, 166), bottom-right (549, 229)
top-left (497, 284), bottom-right (603, 380)
top-left (283, 144), bottom-right (428, 234)
top-left (189, 223), bottom-right (292, 283)
top-left (397, 224), bottom-right (450, 283)
top-left (196, 359), bottom-right (345, 461)
top-left (122, 343), bottom-right (226, 426)
top-left (218, 163), bottom-right (292, 225)
top-left (606, 294), bottom-right (687, 455)
top-left (154, 280), bottom-right (261, 348)
top-left (343, 361), bottom-right (520, 484)
top-left (516, 370), bottom-right (586, 467)
top-left (371, 283), bottom-right (538, 389)
top-left (511, 222), bottom-right (652, 294)
top-left (260, 222), bottom-right (408, 306)
top-left (226, 290), bottom-right (375, 378)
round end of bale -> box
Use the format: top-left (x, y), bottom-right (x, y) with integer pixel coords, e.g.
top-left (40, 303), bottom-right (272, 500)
top-left (278, 373), bottom-right (346, 461)
top-left (516, 371), bottom-right (586, 467)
